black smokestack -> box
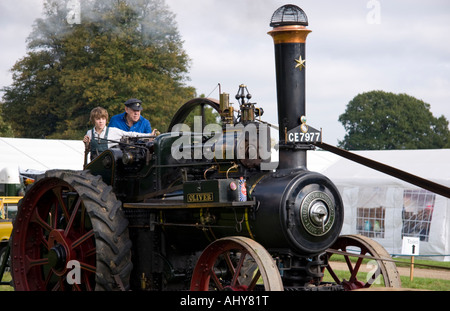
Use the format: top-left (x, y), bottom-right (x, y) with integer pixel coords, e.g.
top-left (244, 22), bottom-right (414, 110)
top-left (268, 5), bottom-right (311, 170)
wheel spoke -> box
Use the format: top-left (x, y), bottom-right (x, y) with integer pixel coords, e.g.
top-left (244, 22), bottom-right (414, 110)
top-left (64, 196), bottom-right (82, 237)
top-left (84, 247), bottom-right (96, 258)
top-left (209, 268), bottom-right (224, 290)
top-left (223, 251), bottom-right (236, 276)
top-left (349, 257), bottom-right (363, 282)
top-left (71, 229), bottom-right (94, 249)
top-left (51, 187), bottom-right (70, 222)
top-left (82, 273), bottom-right (94, 291)
top-left (51, 279), bottom-right (65, 291)
top-left (325, 265), bottom-right (341, 284)
top-left (247, 269), bottom-right (261, 291)
top-left (231, 250), bottom-right (247, 287)
top-left (79, 261), bottom-right (96, 274)
top-left (30, 207), bottom-right (53, 232)
top-left (344, 255), bottom-right (354, 274)
top-left (25, 256), bottom-right (49, 273)
top-left (43, 268), bottom-right (55, 289)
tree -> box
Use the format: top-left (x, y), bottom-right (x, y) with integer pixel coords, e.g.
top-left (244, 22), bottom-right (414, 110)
top-left (338, 91), bottom-right (450, 150)
top-left (1, 0), bottom-right (195, 139)
top-left (0, 103), bottom-right (14, 137)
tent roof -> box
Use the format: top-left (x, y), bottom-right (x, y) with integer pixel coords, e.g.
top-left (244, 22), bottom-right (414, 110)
top-left (308, 149), bottom-right (450, 188)
top-left (0, 137), bottom-right (84, 183)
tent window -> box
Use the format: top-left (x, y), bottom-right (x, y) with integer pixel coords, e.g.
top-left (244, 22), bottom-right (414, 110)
top-left (402, 189), bottom-right (435, 242)
top-left (356, 207), bottom-right (385, 238)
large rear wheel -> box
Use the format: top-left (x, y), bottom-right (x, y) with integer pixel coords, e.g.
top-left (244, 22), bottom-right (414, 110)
top-left (11, 170), bottom-right (132, 291)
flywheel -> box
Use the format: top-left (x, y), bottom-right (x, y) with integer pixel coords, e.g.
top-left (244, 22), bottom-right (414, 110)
top-left (167, 97), bottom-right (221, 132)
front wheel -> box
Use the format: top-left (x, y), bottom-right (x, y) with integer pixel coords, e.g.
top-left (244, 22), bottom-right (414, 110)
top-left (190, 236), bottom-right (283, 291)
top-left (325, 235), bottom-right (401, 290)
top-left (11, 170), bottom-right (132, 291)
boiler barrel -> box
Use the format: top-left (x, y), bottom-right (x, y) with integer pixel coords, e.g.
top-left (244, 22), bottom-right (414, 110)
top-left (249, 169), bottom-right (344, 255)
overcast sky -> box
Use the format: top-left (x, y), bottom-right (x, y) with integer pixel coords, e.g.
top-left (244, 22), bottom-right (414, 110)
top-left (1, 0), bottom-right (449, 145)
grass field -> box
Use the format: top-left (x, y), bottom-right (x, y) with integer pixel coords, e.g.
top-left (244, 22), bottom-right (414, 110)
top-left (0, 272), bottom-right (12, 291)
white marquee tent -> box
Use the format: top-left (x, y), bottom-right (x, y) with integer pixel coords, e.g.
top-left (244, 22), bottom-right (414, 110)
top-left (0, 137), bottom-right (84, 186)
top-left (307, 148), bottom-right (450, 261)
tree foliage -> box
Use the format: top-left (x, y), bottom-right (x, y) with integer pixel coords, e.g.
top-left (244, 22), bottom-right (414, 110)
top-left (338, 91), bottom-right (450, 150)
top-left (1, 0), bottom-right (195, 139)
top-left (0, 104), bottom-right (14, 137)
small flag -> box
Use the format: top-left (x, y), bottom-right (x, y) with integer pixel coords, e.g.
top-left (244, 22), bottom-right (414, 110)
top-left (239, 177), bottom-right (247, 202)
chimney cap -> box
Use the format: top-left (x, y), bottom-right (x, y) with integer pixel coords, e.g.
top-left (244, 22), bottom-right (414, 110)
top-left (270, 4), bottom-right (308, 27)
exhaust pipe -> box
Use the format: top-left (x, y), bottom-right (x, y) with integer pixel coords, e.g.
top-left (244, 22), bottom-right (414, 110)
top-left (268, 5), bottom-right (312, 170)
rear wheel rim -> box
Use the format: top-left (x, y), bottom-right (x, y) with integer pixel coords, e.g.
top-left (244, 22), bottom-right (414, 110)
top-left (11, 170), bottom-right (132, 291)
top-left (12, 177), bottom-right (96, 291)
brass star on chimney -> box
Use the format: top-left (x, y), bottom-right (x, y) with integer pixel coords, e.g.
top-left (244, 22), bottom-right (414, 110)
top-left (295, 55), bottom-right (306, 71)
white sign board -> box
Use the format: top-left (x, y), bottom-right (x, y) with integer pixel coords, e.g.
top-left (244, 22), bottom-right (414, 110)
top-left (401, 237), bottom-right (420, 256)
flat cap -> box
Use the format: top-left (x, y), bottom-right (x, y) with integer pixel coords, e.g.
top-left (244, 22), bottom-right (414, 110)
top-left (124, 98), bottom-right (143, 111)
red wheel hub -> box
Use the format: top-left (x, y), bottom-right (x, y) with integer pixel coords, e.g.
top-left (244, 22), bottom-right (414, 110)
top-left (47, 229), bottom-right (72, 276)
top-left (341, 279), bottom-right (365, 291)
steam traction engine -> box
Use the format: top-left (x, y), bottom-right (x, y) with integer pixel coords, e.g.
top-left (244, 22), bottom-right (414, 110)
top-left (9, 5), bottom-right (402, 291)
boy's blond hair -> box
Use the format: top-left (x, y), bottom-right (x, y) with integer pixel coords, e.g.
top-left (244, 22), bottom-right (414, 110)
top-left (90, 107), bottom-right (109, 124)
